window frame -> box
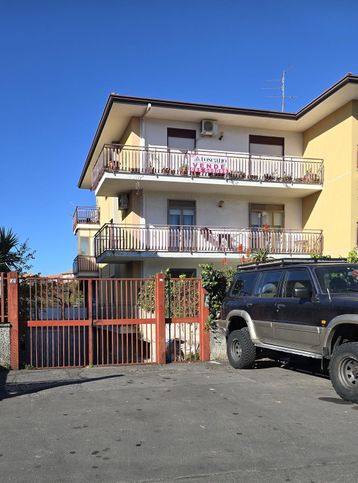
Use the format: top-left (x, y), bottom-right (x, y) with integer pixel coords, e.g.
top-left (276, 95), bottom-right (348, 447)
top-left (167, 200), bottom-right (196, 226)
top-left (167, 128), bottom-right (196, 151)
top-left (253, 270), bottom-right (285, 298)
top-left (230, 272), bottom-right (259, 297)
top-left (281, 268), bottom-right (316, 298)
top-left (249, 135), bottom-right (285, 157)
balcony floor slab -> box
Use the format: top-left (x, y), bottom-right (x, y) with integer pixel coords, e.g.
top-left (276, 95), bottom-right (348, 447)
top-left (95, 173), bottom-right (322, 198)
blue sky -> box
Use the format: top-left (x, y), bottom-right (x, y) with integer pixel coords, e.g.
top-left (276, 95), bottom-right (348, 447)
top-left (1, 0), bottom-right (358, 274)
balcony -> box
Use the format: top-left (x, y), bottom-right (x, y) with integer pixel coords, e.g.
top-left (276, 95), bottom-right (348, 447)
top-left (94, 224), bottom-right (323, 262)
top-left (73, 255), bottom-right (100, 276)
top-left (92, 144), bottom-right (324, 197)
top-left (72, 206), bottom-right (100, 232)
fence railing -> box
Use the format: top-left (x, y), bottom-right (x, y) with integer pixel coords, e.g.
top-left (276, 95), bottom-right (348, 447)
top-left (73, 255), bottom-right (99, 275)
top-left (72, 206), bottom-right (100, 231)
top-left (15, 275), bottom-right (209, 369)
top-left (91, 144), bottom-right (324, 189)
top-left (95, 224), bottom-right (323, 257)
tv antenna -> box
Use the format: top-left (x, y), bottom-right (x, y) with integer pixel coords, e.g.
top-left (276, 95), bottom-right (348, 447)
top-left (262, 70), bottom-right (296, 112)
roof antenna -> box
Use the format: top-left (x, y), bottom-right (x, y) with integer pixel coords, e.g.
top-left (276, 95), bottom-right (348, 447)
top-left (262, 69), bottom-right (296, 112)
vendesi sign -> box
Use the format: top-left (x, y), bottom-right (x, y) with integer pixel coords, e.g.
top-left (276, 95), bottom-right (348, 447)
top-left (190, 154), bottom-right (228, 174)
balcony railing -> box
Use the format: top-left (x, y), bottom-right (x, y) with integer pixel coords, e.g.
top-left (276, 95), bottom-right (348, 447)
top-left (72, 206), bottom-right (100, 231)
top-left (95, 224), bottom-right (323, 257)
top-left (92, 144), bottom-right (324, 190)
top-left (73, 255), bottom-right (99, 275)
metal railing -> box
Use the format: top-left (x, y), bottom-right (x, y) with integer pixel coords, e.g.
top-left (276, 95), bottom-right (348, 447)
top-left (73, 255), bottom-right (99, 275)
top-left (91, 144), bottom-right (324, 190)
top-left (72, 207), bottom-right (100, 231)
top-left (95, 224), bottom-right (323, 257)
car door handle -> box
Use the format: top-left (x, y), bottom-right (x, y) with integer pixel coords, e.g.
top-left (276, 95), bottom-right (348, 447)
top-left (276, 303), bottom-right (286, 310)
top-left (246, 303), bottom-right (253, 309)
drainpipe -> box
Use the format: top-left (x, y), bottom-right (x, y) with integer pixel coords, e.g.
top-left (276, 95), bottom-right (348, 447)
top-left (140, 102), bottom-right (152, 147)
top-left (139, 103), bottom-right (151, 229)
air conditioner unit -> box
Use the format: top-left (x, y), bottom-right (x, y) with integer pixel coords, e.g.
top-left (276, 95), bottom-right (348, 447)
top-left (200, 119), bottom-right (219, 136)
top-left (118, 193), bottom-right (129, 210)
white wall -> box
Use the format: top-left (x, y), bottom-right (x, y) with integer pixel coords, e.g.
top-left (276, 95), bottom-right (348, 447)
top-left (141, 259), bottom-right (227, 278)
top-left (144, 191), bottom-right (302, 229)
top-left (144, 118), bottom-right (303, 156)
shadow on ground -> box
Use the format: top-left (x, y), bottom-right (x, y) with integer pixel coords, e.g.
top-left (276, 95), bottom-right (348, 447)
top-left (0, 370), bottom-right (124, 401)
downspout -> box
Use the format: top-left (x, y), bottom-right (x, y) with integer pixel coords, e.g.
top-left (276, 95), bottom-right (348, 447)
top-left (139, 103), bottom-right (152, 268)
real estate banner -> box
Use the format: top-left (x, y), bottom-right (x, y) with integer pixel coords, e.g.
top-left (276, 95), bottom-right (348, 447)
top-left (190, 154), bottom-right (228, 174)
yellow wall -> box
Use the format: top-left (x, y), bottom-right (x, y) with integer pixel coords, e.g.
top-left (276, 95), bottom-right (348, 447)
top-left (120, 117), bottom-right (141, 147)
top-left (303, 102), bottom-right (356, 256)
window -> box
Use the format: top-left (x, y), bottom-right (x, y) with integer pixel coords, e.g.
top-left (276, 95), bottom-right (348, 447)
top-left (79, 237), bottom-right (89, 255)
top-left (254, 270), bottom-right (284, 298)
top-left (249, 204), bottom-right (284, 229)
top-left (249, 135), bottom-right (284, 157)
top-left (167, 128), bottom-right (196, 151)
top-left (168, 200), bottom-right (196, 226)
top-left (231, 272), bottom-right (258, 297)
top-left (315, 265), bottom-right (358, 294)
top-left (169, 268), bottom-right (196, 278)
top-left (283, 269), bottom-right (313, 297)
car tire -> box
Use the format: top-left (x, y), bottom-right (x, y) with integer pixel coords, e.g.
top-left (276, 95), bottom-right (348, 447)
top-left (227, 327), bottom-right (256, 369)
top-left (329, 342), bottom-right (358, 403)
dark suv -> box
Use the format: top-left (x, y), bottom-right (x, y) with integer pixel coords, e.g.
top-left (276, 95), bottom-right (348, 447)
top-left (220, 259), bottom-right (358, 403)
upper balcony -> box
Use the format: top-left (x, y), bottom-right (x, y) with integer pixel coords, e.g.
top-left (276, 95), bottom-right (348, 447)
top-left (92, 144), bottom-right (324, 197)
top-left (72, 206), bottom-right (100, 232)
top-left (94, 223), bottom-right (323, 262)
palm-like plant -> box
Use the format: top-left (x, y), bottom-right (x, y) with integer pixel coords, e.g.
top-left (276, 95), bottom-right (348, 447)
top-left (0, 227), bottom-right (35, 273)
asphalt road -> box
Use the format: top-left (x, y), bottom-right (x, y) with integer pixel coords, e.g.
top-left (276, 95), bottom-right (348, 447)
top-left (1, 360), bottom-right (358, 483)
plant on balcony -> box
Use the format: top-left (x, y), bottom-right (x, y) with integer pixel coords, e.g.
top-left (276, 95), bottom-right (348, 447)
top-left (145, 164), bottom-right (156, 174)
top-left (179, 164), bottom-right (189, 175)
top-left (233, 171), bottom-right (246, 180)
top-left (263, 173), bottom-right (276, 182)
top-left (247, 174), bottom-right (259, 181)
top-left (280, 173), bottom-right (293, 183)
top-left (303, 171), bottom-right (319, 183)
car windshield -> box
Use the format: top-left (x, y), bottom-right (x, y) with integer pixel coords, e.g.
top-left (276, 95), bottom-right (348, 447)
top-left (315, 265), bottom-right (358, 294)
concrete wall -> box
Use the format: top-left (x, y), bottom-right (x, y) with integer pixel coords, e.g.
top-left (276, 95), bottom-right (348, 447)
top-left (0, 324), bottom-right (10, 368)
top-left (303, 102), bottom-right (355, 256)
top-left (144, 118), bottom-right (303, 155)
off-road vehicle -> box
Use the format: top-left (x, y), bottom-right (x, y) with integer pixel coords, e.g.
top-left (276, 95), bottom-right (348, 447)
top-left (220, 259), bottom-right (358, 402)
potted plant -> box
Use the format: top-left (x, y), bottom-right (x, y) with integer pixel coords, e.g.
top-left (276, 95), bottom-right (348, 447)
top-left (179, 164), bottom-right (188, 176)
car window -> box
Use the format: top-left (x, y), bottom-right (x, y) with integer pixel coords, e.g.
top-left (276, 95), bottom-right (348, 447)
top-left (231, 272), bottom-right (258, 297)
top-left (283, 269), bottom-right (313, 297)
top-left (253, 270), bottom-right (284, 298)
top-left (315, 265), bottom-right (358, 293)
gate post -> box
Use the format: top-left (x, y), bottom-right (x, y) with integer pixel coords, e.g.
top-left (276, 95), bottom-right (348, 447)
top-left (199, 281), bottom-right (210, 362)
top-left (155, 273), bottom-right (166, 364)
top-left (88, 280), bottom-right (93, 366)
top-left (8, 272), bottom-right (20, 369)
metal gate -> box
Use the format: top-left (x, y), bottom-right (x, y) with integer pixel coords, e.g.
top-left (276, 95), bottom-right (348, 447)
top-left (18, 273), bottom-right (209, 369)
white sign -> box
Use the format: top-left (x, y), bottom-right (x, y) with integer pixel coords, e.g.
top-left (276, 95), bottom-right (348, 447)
top-left (190, 154), bottom-right (228, 174)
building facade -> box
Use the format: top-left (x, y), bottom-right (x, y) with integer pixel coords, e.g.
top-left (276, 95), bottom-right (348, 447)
top-left (73, 74), bottom-right (358, 278)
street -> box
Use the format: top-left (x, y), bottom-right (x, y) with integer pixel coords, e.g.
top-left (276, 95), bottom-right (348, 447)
top-left (1, 361), bottom-right (358, 482)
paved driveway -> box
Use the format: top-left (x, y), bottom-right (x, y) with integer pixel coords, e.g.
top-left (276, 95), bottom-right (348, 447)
top-left (0, 361), bottom-right (358, 482)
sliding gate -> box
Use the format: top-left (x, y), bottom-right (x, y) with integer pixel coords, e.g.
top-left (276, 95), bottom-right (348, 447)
top-left (21, 274), bottom-right (209, 369)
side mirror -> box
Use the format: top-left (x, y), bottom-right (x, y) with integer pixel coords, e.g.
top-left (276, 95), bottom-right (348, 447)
top-left (293, 286), bottom-right (311, 299)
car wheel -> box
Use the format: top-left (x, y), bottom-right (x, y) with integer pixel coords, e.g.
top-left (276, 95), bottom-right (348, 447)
top-left (227, 327), bottom-right (256, 369)
top-left (330, 342), bottom-right (358, 403)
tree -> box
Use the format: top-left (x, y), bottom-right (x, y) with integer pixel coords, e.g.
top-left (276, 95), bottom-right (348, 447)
top-left (0, 227), bottom-right (35, 273)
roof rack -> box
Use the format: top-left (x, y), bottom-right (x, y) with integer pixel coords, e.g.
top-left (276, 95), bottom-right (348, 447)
top-left (237, 258), bottom-right (348, 271)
